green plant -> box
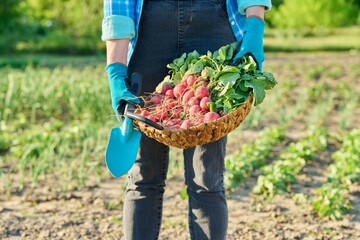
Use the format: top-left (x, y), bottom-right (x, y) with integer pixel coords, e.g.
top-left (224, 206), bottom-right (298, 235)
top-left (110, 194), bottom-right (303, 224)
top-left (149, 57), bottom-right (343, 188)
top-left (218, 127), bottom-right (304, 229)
top-left (312, 183), bottom-right (352, 220)
top-left (224, 126), bottom-right (285, 190)
top-left (312, 129), bottom-right (360, 220)
top-left (272, 0), bottom-right (359, 34)
top-left (253, 127), bottom-right (328, 197)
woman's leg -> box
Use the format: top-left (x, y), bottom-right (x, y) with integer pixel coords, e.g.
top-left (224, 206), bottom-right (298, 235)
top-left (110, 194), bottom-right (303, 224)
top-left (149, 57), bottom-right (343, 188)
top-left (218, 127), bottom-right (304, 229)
top-left (181, 0), bottom-right (236, 239)
top-left (123, 136), bottom-right (169, 239)
top-left (124, 1), bottom-right (178, 239)
top-left (184, 137), bottom-right (228, 240)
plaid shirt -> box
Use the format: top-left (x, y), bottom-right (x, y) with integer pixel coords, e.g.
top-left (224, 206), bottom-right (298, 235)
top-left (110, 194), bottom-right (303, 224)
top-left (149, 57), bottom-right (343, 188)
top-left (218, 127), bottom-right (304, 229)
top-left (102, 0), bottom-right (271, 62)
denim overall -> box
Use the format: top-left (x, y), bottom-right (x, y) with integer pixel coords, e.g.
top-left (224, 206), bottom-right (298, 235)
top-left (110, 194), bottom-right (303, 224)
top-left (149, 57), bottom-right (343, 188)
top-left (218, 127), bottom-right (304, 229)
top-left (126, 0), bottom-right (236, 239)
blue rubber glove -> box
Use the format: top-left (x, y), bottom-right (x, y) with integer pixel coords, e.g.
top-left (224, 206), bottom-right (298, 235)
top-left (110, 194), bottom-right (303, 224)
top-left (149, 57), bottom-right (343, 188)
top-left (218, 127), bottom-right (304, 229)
top-left (233, 16), bottom-right (265, 71)
top-left (106, 62), bottom-right (140, 121)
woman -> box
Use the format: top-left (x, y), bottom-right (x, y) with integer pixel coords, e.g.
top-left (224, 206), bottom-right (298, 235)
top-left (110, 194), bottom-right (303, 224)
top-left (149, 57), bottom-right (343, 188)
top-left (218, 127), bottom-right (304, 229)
top-left (102, 0), bottom-right (271, 239)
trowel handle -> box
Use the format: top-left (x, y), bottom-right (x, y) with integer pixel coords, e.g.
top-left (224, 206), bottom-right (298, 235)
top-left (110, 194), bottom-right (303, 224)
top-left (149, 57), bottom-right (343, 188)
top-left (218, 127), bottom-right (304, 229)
top-left (129, 72), bottom-right (142, 97)
top-left (125, 108), bottom-right (164, 130)
top-left (125, 73), bottom-right (164, 131)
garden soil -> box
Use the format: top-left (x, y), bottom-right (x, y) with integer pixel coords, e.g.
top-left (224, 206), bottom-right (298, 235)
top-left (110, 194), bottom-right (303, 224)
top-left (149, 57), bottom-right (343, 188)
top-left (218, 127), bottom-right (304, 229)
top-left (1, 52), bottom-right (360, 240)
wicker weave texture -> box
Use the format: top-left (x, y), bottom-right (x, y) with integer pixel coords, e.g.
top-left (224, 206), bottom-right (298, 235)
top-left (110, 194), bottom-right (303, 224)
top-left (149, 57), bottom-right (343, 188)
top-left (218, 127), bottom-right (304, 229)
top-left (133, 96), bottom-right (253, 149)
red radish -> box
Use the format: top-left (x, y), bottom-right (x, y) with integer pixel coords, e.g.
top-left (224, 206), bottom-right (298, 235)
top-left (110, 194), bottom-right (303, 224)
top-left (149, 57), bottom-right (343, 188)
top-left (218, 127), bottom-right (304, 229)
top-left (186, 75), bottom-right (197, 86)
top-left (159, 111), bottom-right (168, 121)
top-left (182, 90), bottom-right (195, 105)
top-left (169, 124), bottom-right (181, 130)
top-left (150, 95), bottom-right (162, 104)
top-left (164, 98), bottom-right (177, 109)
top-left (180, 120), bottom-right (191, 129)
top-left (171, 107), bottom-right (183, 118)
top-left (195, 86), bottom-right (209, 99)
top-left (167, 119), bottom-right (183, 126)
top-left (153, 109), bottom-right (167, 121)
top-left (165, 89), bottom-right (174, 98)
top-left (140, 110), bottom-right (150, 117)
top-left (220, 111), bottom-right (227, 117)
top-left (198, 81), bottom-right (208, 87)
top-left (182, 74), bottom-right (189, 82)
top-left (201, 69), bottom-right (208, 78)
top-left (204, 112), bottom-right (220, 122)
top-left (147, 116), bottom-right (157, 122)
top-left (192, 115), bottom-right (205, 125)
top-left (198, 115), bottom-right (205, 124)
top-left (161, 84), bottom-right (172, 94)
top-left (173, 83), bottom-right (187, 98)
top-left (188, 97), bottom-right (200, 106)
top-left (189, 105), bottom-right (202, 116)
top-left (200, 97), bottom-right (212, 111)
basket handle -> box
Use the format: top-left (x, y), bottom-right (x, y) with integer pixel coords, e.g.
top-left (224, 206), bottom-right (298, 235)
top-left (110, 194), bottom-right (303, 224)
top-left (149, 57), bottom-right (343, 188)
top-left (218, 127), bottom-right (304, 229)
top-left (124, 103), bottom-right (164, 130)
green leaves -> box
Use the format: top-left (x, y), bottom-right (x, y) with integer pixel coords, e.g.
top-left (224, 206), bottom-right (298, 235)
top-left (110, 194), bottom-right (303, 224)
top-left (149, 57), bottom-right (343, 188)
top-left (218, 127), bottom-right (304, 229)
top-left (213, 41), bottom-right (240, 64)
top-left (224, 127), bottom-right (285, 192)
top-left (218, 72), bottom-right (240, 86)
top-left (262, 72), bottom-right (278, 90)
top-left (159, 42), bottom-right (277, 113)
top-left (312, 183), bottom-right (352, 221)
top-left (312, 129), bottom-right (360, 220)
top-left (244, 79), bottom-right (265, 106)
top-left (253, 128), bottom-right (328, 198)
top-left (186, 59), bottom-right (204, 74)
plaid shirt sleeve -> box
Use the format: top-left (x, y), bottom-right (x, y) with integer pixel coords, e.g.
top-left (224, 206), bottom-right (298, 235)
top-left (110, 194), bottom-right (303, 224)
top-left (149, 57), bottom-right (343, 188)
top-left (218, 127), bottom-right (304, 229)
top-left (102, 0), bottom-right (137, 41)
top-left (238, 0), bottom-right (272, 14)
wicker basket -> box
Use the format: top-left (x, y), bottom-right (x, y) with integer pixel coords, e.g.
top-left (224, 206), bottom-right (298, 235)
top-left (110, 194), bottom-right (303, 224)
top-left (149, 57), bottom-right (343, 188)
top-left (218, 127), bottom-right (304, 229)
top-left (133, 95), bottom-right (253, 149)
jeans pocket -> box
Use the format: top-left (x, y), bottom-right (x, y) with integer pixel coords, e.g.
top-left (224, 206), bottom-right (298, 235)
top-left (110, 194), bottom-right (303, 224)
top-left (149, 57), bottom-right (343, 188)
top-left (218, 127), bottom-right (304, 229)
top-left (212, 0), bottom-right (229, 20)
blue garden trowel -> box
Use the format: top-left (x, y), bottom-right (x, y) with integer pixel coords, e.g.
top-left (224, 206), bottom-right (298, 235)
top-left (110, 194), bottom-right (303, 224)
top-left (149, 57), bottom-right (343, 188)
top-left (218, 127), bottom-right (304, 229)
top-left (105, 73), bottom-right (163, 178)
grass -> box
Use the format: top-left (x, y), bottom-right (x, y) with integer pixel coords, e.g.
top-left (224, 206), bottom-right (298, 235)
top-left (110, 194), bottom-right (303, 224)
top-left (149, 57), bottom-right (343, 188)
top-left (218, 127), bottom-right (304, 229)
top-left (0, 50), bottom-right (359, 198)
top-left (264, 26), bottom-right (360, 52)
top-left (0, 54), bottom-right (105, 69)
top-left (0, 64), bottom-right (115, 193)
top-left (0, 26), bottom-right (359, 70)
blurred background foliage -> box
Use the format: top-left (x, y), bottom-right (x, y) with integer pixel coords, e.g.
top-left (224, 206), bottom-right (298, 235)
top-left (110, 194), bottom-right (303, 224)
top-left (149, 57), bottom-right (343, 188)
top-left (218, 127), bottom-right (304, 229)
top-left (0, 0), bottom-right (359, 55)
top-left (0, 0), bottom-right (103, 54)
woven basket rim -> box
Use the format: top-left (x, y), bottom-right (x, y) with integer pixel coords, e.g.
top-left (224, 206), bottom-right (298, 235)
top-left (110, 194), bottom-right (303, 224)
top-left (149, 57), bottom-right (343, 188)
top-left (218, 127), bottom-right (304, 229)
top-left (133, 95), bottom-right (253, 148)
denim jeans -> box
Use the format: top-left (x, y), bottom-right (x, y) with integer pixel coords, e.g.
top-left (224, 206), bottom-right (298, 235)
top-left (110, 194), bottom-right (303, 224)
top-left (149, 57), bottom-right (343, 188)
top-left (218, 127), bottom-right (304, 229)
top-left (125, 0), bottom-right (236, 239)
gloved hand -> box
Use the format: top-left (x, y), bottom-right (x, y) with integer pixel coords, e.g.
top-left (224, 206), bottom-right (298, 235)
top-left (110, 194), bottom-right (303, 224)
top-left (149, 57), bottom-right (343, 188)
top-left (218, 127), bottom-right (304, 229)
top-left (232, 16), bottom-right (265, 71)
top-left (106, 62), bottom-right (140, 122)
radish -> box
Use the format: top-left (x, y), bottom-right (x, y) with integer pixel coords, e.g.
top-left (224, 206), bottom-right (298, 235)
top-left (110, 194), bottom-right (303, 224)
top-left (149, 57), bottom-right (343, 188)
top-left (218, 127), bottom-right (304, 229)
top-left (189, 105), bottom-right (202, 116)
top-left (140, 110), bottom-right (150, 117)
top-left (182, 90), bottom-right (195, 105)
top-left (195, 86), bottom-right (209, 99)
top-left (165, 89), bottom-right (174, 98)
top-left (201, 69), bottom-right (208, 78)
top-left (169, 124), bottom-right (181, 130)
top-left (204, 112), bottom-right (220, 122)
top-left (198, 81), bottom-right (208, 87)
top-left (182, 74), bottom-right (189, 83)
top-left (161, 84), bottom-right (172, 94)
top-left (220, 111), bottom-right (227, 117)
top-left (171, 107), bottom-right (183, 119)
top-left (186, 75), bottom-right (197, 86)
top-left (153, 109), bottom-right (167, 121)
top-left (167, 119), bottom-right (183, 126)
top-left (164, 98), bottom-right (177, 109)
top-left (188, 97), bottom-right (200, 106)
top-left (150, 95), bottom-right (162, 104)
top-left (180, 119), bottom-right (191, 129)
top-left (173, 83), bottom-right (187, 98)
top-left (147, 116), bottom-right (157, 122)
top-left (200, 97), bottom-right (212, 111)
top-left (192, 115), bottom-right (205, 125)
